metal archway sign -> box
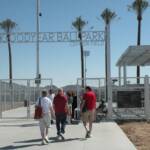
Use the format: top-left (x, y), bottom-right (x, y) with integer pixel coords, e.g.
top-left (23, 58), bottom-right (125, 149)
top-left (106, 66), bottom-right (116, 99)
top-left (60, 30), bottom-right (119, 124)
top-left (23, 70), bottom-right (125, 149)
top-left (0, 31), bottom-right (105, 43)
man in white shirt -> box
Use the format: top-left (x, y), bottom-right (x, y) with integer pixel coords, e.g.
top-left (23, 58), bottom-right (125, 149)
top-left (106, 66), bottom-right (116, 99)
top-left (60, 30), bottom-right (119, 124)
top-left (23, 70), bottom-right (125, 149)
top-left (48, 89), bottom-right (55, 124)
top-left (36, 90), bottom-right (55, 145)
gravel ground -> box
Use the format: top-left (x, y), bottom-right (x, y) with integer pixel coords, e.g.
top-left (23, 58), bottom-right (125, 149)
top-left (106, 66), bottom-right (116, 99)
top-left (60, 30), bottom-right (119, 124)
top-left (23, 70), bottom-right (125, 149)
top-left (120, 122), bottom-right (150, 150)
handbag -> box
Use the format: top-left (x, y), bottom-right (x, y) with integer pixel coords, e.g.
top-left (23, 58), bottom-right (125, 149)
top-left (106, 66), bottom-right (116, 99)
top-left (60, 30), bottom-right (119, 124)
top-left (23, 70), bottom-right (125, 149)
top-left (82, 102), bottom-right (88, 113)
top-left (34, 97), bottom-right (42, 119)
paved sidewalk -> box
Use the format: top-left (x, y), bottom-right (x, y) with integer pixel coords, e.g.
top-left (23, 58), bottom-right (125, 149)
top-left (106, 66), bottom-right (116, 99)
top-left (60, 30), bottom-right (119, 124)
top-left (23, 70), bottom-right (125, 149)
top-left (1, 105), bottom-right (35, 118)
top-left (0, 119), bottom-right (137, 150)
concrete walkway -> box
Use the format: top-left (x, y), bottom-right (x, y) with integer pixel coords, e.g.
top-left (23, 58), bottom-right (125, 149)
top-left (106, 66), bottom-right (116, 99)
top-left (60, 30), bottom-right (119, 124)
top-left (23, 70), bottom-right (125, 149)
top-left (1, 105), bottom-right (35, 118)
top-left (0, 107), bottom-right (137, 150)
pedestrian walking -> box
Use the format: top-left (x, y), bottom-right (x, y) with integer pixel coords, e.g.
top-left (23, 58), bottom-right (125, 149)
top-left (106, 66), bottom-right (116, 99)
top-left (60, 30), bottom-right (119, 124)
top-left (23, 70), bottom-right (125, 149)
top-left (80, 86), bottom-right (96, 138)
top-left (48, 89), bottom-right (55, 124)
top-left (53, 88), bottom-right (68, 140)
top-left (66, 91), bottom-right (73, 123)
top-left (72, 91), bottom-right (77, 119)
top-left (35, 90), bottom-right (55, 145)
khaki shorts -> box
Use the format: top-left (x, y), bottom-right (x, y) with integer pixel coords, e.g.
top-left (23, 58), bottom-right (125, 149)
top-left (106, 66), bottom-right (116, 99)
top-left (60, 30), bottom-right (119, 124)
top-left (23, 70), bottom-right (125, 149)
top-left (82, 110), bottom-right (95, 122)
top-left (39, 113), bottom-right (51, 130)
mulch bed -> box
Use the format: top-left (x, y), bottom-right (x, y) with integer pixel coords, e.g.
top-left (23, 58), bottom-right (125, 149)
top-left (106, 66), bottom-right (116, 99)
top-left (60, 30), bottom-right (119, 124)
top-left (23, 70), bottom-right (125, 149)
top-left (119, 122), bottom-right (150, 150)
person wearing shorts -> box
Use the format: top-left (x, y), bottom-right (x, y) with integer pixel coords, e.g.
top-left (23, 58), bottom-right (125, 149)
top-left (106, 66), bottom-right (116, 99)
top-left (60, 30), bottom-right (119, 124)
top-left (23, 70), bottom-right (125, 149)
top-left (48, 89), bottom-right (55, 124)
top-left (35, 90), bottom-right (55, 145)
top-left (80, 86), bottom-right (96, 138)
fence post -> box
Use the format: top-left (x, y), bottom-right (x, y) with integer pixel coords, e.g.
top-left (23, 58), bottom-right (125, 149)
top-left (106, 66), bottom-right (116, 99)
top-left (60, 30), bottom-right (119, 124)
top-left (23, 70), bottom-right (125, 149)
top-left (98, 79), bottom-right (101, 101)
top-left (27, 80), bottom-right (31, 119)
top-left (144, 75), bottom-right (150, 121)
top-left (0, 81), bottom-right (2, 118)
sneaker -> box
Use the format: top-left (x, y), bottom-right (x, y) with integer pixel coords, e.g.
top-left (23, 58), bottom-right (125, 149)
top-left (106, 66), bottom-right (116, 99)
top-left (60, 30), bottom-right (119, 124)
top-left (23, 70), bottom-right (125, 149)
top-left (61, 129), bottom-right (65, 134)
top-left (57, 133), bottom-right (65, 140)
top-left (85, 131), bottom-right (89, 138)
top-left (41, 139), bottom-right (47, 145)
top-left (88, 133), bottom-right (92, 138)
top-left (60, 134), bottom-right (65, 140)
top-left (44, 137), bottom-right (49, 143)
top-left (85, 131), bottom-right (92, 138)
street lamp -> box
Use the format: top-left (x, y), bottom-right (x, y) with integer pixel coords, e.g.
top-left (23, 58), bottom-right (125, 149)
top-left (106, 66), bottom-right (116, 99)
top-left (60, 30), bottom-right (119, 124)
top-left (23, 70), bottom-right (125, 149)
top-left (35, 0), bottom-right (41, 85)
top-left (84, 50), bottom-right (90, 83)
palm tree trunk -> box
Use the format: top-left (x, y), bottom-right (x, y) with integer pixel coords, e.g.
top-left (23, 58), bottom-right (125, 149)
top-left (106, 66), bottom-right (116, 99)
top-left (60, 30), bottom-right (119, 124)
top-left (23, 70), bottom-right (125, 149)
top-left (7, 34), bottom-right (13, 87)
top-left (7, 34), bottom-right (14, 109)
top-left (137, 15), bottom-right (142, 84)
top-left (79, 32), bottom-right (84, 88)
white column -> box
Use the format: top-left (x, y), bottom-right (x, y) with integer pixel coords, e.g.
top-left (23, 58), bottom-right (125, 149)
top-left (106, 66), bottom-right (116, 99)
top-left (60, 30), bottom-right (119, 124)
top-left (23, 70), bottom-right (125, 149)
top-left (144, 75), bottom-right (150, 121)
top-left (106, 23), bottom-right (112, 119)
top-left (123, 65), bottom-right (127, 86)
top-left (118, 66), bottom-right (121, 86)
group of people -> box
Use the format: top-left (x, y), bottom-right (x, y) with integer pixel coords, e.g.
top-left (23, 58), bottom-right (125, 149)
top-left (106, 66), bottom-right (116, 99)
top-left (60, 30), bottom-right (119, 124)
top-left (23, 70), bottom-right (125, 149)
top-left (35, 86), bottom-right (96, 145)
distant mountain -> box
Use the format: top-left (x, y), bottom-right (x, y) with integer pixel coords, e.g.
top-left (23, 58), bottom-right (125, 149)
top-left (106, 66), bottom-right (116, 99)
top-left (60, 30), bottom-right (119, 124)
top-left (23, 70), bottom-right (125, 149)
top-left (45, 85), bottom-right (58, 92)
top-left (62, 84), bottom-right (82, 92)
top-left (62, 84), bottom-right (102, 92)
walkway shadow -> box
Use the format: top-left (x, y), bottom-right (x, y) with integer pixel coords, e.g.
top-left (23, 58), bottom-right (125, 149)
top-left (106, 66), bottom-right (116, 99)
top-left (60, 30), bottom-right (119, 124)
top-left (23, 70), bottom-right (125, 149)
top-left (15, 137), bottom-right (86, 144)
top-left (15, 138), bottom-right (41, 143)
top-left (0, 144), bottom-right (40, 150)
top-left (0, 123), bottom-right (38, 128)
top-left (50, 136), bottom-right (86, 143)
top-left (0, 137), bottom-right (86, 150)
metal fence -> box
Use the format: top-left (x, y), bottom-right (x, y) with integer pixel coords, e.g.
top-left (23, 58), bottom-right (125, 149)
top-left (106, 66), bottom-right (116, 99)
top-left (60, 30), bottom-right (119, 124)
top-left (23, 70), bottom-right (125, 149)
top-left (0, 79), bottom-right (53, 119)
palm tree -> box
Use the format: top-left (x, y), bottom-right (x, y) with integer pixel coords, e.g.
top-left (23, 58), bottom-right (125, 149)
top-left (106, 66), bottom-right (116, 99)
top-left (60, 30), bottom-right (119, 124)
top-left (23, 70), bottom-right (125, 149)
top-left (0, 19), bottom-right (17, 86)
top-left (72, 16), bottom-right (87, 88)
top-left (128, 0), bottom-right (149, 84)
top-left (101, 8), bottom-right (116, 118)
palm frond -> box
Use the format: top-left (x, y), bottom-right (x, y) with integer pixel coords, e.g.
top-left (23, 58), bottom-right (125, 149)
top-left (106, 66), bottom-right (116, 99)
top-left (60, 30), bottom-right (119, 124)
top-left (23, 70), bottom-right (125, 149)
top-left (72, 16), bottom-right (87, 31)
top-left (0, 19), bottom-right (17, 33)
top-left (101, 8), bottom-right (117, 24)
top-left (128, 0), bottom-right (149, 14)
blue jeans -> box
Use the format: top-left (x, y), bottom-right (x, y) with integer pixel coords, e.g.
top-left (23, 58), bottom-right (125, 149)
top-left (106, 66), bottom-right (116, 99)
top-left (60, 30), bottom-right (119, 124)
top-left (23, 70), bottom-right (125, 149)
top-left (55, 113), bottom-right (67, 135)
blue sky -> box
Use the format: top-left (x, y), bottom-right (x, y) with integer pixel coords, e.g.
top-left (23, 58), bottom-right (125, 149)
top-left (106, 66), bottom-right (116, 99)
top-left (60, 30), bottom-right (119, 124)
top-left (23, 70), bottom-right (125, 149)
top-left (0, 0), bottom-right (150, 87)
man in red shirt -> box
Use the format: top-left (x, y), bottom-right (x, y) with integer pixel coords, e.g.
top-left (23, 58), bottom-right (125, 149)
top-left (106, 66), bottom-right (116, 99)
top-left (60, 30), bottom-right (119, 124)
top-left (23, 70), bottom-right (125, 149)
top-left (81, 86), bottom-right (96, 138)
top-left (53, 88), bottom-right (68, 139)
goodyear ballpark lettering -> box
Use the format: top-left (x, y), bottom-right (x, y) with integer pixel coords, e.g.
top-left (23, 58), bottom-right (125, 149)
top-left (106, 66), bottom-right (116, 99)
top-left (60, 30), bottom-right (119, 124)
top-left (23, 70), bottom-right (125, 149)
top-left (0, 31), bottom-right (104, 43)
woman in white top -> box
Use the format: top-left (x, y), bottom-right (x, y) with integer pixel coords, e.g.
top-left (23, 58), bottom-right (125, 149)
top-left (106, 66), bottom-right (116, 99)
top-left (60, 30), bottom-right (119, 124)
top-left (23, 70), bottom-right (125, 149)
top-left (36, 90), bottom-right (55, 145)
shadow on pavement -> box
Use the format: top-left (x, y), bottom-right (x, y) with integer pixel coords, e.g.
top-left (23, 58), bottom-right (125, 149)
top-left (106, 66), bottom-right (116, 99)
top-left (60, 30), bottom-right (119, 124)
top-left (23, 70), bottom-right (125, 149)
top-left (0, 123), bottom-right (38, 128)
top-left (15, 138), bottom-right (41, 143)
top-left (0, 137), bottom-right (86, 150)
top-left (0, 144), bottom-right (40, 150)
top-left (15, 137), bottom-right (86, 144)
top-left (50, 137), bottom-right (86, 143)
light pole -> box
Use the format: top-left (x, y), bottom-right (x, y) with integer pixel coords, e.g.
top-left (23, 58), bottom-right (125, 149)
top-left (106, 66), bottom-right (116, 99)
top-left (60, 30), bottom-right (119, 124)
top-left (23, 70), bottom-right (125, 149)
top-left (84, 50), bottom-right (90, 85)
top-left (35, 0), bottom-right (41, 85)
